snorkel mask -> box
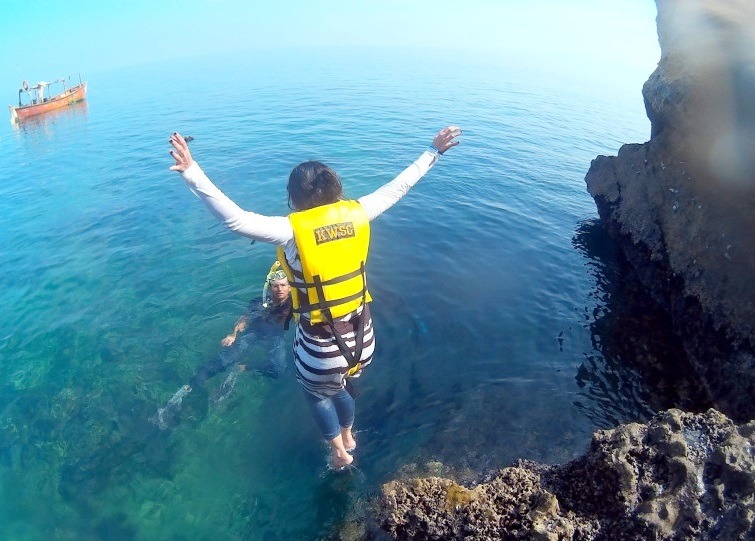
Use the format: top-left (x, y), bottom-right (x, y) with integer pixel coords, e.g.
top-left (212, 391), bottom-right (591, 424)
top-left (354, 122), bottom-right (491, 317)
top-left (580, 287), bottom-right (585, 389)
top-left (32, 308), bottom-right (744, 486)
top-left (267, 270), bottom-right (288, 283)
top-left (262, 263), bottom-right (288, 308)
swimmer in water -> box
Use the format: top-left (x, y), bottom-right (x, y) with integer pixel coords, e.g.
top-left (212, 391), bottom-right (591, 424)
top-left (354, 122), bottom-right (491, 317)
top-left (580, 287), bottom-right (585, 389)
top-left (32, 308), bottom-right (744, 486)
top-left (192, 269), bottom-right (292, 389)
top-left (151, 269), bottom-right (291, 428)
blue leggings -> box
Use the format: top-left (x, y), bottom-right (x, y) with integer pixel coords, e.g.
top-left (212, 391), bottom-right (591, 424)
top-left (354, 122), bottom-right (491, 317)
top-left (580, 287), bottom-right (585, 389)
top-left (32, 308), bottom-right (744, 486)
top-left (304, 388), bottom-right (355, 441)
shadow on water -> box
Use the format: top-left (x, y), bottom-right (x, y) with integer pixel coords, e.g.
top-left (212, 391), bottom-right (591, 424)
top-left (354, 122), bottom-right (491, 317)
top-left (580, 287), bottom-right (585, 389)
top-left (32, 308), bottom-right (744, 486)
top-left (571, 219), bottom-right (712, 429)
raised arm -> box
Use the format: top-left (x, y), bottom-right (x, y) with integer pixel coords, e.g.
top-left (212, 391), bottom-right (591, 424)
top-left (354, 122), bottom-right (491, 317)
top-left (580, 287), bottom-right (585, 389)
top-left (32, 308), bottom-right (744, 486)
top-left (431, 125), bottom-right (462, 155)
top-left (359, 126), bottom-right (461, 220)
top-left (169, 132), bottom-right (194, 172)
top-left (168, 133), bottom-right (293, 245)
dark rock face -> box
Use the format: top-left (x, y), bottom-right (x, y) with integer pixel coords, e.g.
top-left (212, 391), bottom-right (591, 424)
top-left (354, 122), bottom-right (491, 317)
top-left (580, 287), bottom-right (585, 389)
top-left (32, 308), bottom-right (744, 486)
top-left (585, 0), bottom-right (755, 421)
top-left (377, 409), bottom-right (755, 540)
top-left (572, 219), bottom-right (714, 425)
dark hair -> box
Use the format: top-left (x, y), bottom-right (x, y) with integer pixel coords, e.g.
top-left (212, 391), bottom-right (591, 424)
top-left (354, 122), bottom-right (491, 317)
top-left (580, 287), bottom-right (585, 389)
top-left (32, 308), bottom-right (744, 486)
top-left (287, 161), bottom-right (343, 211)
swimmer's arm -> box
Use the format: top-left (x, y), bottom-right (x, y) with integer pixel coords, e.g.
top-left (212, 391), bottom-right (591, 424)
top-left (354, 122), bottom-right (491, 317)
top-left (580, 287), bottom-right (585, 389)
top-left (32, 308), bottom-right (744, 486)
top-left (221, 315), bottom-right (250, 347)
top-left (180, 162), bottom-right (294, 244)
top-left (358, 150), bottom-right (439, 220)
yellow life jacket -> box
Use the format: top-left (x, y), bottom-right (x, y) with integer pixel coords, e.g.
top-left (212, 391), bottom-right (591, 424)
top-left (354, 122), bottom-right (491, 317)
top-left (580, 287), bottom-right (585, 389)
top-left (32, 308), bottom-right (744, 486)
top-left (277, 199), bottom-right (372, 325)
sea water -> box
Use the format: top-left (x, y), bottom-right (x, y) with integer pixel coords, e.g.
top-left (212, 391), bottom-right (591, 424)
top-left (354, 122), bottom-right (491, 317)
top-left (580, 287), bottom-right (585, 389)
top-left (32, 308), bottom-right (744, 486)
top-left (1, 49), bottom-right (658, 539)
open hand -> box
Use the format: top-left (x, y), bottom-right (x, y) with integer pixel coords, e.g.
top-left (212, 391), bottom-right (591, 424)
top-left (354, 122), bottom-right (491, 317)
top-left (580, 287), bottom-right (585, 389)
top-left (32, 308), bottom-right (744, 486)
top-left (431, 126), bottom-right (462, 155)
top-left (169, 132), bottom-right (194, 172)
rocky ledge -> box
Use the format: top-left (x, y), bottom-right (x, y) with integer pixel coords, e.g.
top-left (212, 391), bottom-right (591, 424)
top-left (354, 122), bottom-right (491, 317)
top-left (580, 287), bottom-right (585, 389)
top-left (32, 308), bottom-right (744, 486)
top-left (585, 0), bottom-right (755, 420)
top-left (375, 409), bottom-right (755, 540)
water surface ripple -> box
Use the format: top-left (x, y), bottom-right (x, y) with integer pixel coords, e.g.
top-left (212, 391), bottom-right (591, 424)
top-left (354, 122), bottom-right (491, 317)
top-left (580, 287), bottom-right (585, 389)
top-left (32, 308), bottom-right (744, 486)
top-left (0, 51), bottom-right (654, 540)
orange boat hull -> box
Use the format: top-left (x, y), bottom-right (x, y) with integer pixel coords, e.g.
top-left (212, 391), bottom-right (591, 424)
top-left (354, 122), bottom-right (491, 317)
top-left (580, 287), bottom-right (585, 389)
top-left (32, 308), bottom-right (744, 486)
top-left (9, 83), bottom-right (87, 122)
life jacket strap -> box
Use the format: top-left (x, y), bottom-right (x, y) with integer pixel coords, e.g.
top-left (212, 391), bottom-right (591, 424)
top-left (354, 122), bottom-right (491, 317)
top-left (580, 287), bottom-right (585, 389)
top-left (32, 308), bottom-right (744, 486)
top-left (313, 261), bottom-right (368, 370)
top-left (288, 267), bottom-right (363, 289)
top-left (291, 289), bottom-right (367, 314)
top-left (345, 362), bottom-right (362, 378)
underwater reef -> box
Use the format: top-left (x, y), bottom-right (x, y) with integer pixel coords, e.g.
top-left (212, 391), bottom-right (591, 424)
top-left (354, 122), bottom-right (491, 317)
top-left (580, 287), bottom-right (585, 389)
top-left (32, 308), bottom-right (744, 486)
top-left (375, 409), bottom-right (754, 541)
top-left (585, 0), bottom-right (755, 421)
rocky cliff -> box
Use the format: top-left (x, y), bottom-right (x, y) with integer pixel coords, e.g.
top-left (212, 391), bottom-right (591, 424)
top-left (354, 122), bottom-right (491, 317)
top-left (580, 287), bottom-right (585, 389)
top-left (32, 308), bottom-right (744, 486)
top-left (585, 0), bottom-right (755, 421)
top-left (357, 3), bottom-right (755, 540)
top-left (375, 409), bottom-right (755, 541)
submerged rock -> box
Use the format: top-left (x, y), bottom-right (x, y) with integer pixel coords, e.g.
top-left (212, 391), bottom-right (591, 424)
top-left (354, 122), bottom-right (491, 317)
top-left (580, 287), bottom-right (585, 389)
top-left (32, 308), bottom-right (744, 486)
top-left (584, 0), bottom-right (755, 421)
top-left (375, 409), bottom-right (755, 540)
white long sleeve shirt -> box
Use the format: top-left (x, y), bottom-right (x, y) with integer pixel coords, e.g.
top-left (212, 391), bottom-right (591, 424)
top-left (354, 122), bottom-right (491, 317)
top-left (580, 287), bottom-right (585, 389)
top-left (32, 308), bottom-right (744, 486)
top-left (181, 149), bottom-right (442, 396)
top-left (181, 149), bottom-right (440, 266)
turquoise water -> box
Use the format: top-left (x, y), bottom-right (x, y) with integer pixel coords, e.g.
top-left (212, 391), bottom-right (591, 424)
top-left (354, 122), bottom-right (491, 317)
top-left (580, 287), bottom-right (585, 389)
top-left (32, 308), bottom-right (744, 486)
top-left (1, 50), bottom-right (653, 539)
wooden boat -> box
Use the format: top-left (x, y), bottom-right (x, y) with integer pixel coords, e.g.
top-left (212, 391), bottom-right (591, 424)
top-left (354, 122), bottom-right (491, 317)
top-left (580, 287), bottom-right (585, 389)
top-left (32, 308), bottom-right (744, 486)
top-left (9, 76), bottom-right (87, 123)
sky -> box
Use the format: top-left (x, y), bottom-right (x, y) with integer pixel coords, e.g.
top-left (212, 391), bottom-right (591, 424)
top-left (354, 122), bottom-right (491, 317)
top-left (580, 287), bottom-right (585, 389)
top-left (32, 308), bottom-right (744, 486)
top-left (1, 0), bottom-right (660, 102)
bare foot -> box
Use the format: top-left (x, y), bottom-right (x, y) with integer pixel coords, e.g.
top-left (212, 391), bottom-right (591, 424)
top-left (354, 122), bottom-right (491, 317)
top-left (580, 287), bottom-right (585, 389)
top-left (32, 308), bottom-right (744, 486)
top-left (331, 450), bottom-right (354, 470)
top-left (342, 429), bottom-right (356, 452)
